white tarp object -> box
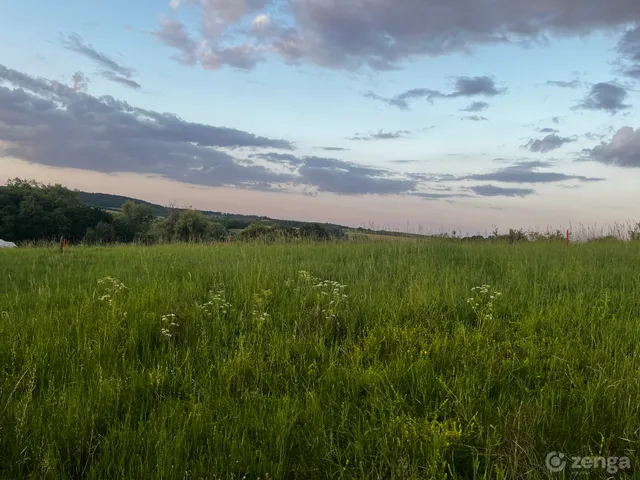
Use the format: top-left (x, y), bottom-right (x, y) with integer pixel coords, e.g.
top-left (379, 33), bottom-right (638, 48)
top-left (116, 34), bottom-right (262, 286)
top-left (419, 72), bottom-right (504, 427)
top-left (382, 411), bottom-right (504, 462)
top-left (0, 239), bottom-right (17, 248)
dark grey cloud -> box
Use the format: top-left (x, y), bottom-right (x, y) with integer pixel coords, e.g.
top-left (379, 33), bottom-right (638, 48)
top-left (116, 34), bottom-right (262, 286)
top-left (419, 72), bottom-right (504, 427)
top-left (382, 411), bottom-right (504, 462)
top-left (576, 82), bottom-right (630, 114)
top-left (546, 79), bottom-right (582, 89)
top-left (390, 159), bottom-right (421, 164)
top-left (297, 156), bottom-right (419, 195)
top-left (451, 77), bottom-right (504, 97)
top-left (349, 130), bottom-right (410, 140)
top-left (316, 146), bottom-right (350, 152)
top-left (461, 101), bottom-right (490, 112)
top-left (538, 127), bottom-right (559, 134)
top-left (413, 192), bottom-right (473, 200)
top-left (0, 64), bottom-right (453, 197)
top-left (582, 127), bottom-right (640, 167)
top-left (163, 0), bottom-right (640, 72)
top-left (365, 76), bottom-right (505, 109)
top-left (463, 161), bottom-right (603, 183)
top-left (0, 63), bottom-right (298, 191)
top-left (524, 134), bottom-right (576, 153)
top-left (364, 89), bottom-right (440, 110)
top-left (462, 115), bottom-right (488, 122)
top-left (61, 33), bottom-right (142, 90)
top-left (99, 70), bottom-right (142, 90)
top-left (252, 154), bottom-right (472, 197)
top-left (470, 185), bottom-right (535, 197)
top-left (552, 117), bottom-right (561, 124)
top-left (617, 26), bottom-right (640, 79)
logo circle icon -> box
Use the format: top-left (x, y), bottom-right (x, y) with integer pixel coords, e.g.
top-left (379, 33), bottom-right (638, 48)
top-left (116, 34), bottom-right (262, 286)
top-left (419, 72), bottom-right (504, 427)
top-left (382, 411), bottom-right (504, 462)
top-left (545, 452), bottom-right (567, 472)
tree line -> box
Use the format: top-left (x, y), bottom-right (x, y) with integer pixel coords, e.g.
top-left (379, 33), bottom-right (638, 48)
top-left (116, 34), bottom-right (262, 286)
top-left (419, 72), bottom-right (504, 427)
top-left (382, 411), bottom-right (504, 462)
top-left (0, 179), bottom-right (344, 245)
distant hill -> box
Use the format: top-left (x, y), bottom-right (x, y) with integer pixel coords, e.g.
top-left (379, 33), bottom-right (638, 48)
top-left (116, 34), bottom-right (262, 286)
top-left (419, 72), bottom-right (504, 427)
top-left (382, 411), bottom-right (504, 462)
top-left (78, 192), bottom-right (171, 217)
top-left (77, 191), bottom-right (350, 233)
top-left (1, 186), bottom-right (420, 237)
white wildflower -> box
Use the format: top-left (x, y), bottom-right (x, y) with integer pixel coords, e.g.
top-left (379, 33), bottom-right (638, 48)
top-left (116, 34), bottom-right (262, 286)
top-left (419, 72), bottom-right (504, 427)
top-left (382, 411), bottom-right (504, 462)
top-left (468, 284), bottom-right (502, 326)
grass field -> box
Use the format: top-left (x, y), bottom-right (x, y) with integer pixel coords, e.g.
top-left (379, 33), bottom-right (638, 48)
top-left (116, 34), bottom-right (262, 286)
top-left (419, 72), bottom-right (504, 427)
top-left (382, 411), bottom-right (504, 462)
top-left (1, 240), bottom-right (640, 478)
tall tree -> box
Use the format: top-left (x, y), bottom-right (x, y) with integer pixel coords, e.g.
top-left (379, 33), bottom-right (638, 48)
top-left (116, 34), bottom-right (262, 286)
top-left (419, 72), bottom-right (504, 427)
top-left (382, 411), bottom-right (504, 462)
top-left (0, 178), bottom-right (111, 242)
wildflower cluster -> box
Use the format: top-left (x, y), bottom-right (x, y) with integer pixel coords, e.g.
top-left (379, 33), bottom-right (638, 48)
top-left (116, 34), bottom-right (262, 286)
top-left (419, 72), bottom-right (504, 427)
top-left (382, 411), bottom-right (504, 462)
top-left (252, 289), bottom-right (272, 322)
top-left (467, 284), bottom-right (502, 325)
top-left (160, 313), bottom-right (179, 339)
top-left (97, 276), bottom-right (127, 306)
top-left (298, 271), bottom-right (348, 321)
top-left (198, 290), bottom-right (232, 318)
top-left (298, 270), bottom-right (315, 282)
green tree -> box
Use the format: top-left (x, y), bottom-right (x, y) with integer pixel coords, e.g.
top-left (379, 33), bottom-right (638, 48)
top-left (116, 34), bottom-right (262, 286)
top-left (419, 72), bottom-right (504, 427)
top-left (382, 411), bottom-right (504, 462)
top-left (238, 224), bottom-right (273, 241)
top-left (208, 221), bottom-right (228, 242)
top-left (0, 178), bottom-right (112, 243)
top-left (84, 221), bottom-right (116, 245)
top-left (299, 223), bottom-right (329, 241)
top-left (113, 201), bottom-right (155, 242)
top-left (160, 209), bottom-right (182, 242)
top-left (160, 210), bottom-right (228, 243)
top-left (175, 210), bottom-right (210, 242)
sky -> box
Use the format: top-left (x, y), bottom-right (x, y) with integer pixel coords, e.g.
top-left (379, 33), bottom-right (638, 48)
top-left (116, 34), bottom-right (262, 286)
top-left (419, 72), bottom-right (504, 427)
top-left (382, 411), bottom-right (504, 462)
top-left (2, 0), bottom-right (640, 235)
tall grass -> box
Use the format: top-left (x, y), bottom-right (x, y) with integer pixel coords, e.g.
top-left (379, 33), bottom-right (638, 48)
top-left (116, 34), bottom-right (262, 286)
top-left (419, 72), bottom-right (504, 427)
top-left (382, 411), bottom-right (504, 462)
top-left (1, 240), bottom-right (640, 478)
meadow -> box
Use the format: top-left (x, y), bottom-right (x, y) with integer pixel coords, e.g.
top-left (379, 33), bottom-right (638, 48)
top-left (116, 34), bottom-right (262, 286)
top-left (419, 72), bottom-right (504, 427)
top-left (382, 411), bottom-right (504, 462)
top-left (1, 239), bottom-right (640, 479)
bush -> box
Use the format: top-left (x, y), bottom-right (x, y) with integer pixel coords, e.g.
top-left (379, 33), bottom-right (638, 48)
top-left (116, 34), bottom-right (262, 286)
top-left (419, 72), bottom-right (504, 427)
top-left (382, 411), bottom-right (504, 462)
top-left (85, 222), bottom-right (116, 245)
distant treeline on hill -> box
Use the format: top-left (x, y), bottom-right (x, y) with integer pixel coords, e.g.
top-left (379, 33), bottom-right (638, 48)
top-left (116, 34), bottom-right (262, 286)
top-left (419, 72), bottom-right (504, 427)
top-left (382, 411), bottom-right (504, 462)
top-left (3, 179), bottom-right (640, 245)
top-left (0, 179), bottom-right (348, 245)
top-left (77, 191), bottom-right (348, 232)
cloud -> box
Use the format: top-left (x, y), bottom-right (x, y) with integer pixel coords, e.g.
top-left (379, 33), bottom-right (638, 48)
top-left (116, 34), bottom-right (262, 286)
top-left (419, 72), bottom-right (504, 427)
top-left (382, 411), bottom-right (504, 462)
top-left (316, 146), bottom-right (350, 152)
top-left (582, 127), bottom-right (640, 167)
top-left (150, 18), bottom-right (199, 65)
top-left (461, 101), bottom-right (490, 112)
top-left (617, 26), bottom-right (640, 79)
top-left (99, 71), bottom-right (142, 90)
top-left (365, 76), bottom-right (505, 109)
top-left (390, 159), bottom-right (421, 164)
top-left (364, 89), bottom-right (439, 110)
top-left (538, 127), bottom-right (559, 133)
top-left (151, 18), bottom-right (263, 70)
top-left (70, 71), bottom-right (89, 92)
top-left (552, 117), bottom-right (561, 124)
top-left (349, 130), bottom-right (410, 140)
top-left (462, 115), bottom-right (488, 121)
top-left (249, 152), bottom-right (304, 166)
top-left (450, 77), bottom-right (504, 97)
top-left (470, 185), bottom-right (535, 197)
top-left (162, 0), bottom-right (640, 72)
top-left (463, 160), bottom-right (602, 183)
top-left (296, 156), bottom-right (419, 195)
top-left (198, 44), bottom-right (263, 70)
top-left (413, 192), bottom-right (473, 200)
top-left (576, 82), bottom-right (630, 114)
top-left (61, 33), bottom-right (142, 90)
top-left (408, 173), bottom-right (458, 182)
top-left (546, 79), bottom-right (582, 88)
top-left (0, 63), bottom-right (298, 192)
top-left (0, 64), bottom-right (455, 197)
top-left (583, 132), bottom-right (607, 141)
top-left (524, 134), bottom-right (576, 153)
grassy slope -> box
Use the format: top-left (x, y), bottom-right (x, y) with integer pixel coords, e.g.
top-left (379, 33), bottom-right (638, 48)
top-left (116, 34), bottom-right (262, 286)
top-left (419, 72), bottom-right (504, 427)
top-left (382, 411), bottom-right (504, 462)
top-left (77, 191), bottom-right (172, 217)
top-left (1, 241), bottom-right (639, 478)
top-left (76, 191), bottom-right (347, 231)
